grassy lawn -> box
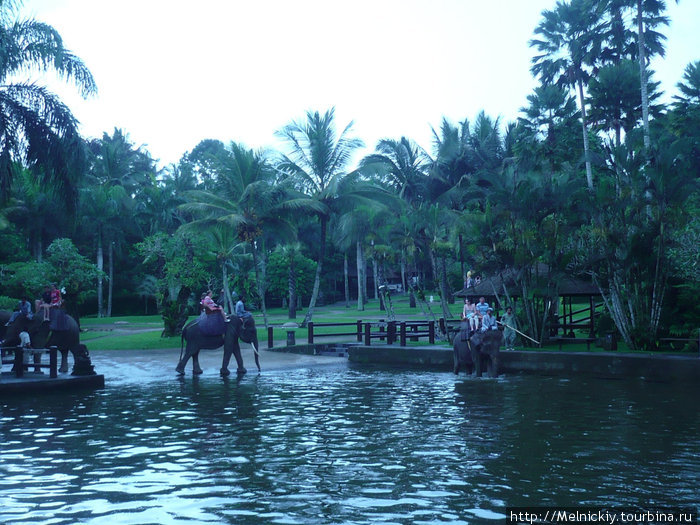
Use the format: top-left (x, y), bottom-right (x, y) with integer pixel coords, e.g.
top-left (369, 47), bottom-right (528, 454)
top-left (77, 294), bottom-right (674, 355)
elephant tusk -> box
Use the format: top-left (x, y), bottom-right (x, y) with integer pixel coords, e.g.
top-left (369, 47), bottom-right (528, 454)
top-left (250, 342), bottom-right (260, 357)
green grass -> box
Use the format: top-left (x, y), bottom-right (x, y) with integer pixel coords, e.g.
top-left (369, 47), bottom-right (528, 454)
top-left (75, 294), bottom-right (662, 354)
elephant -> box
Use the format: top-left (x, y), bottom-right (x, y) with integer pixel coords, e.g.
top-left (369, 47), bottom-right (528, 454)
top-left (452, 321), bottom-right (503, 378)
top-left (452, 321), bottom-right (475, 375)
top-left (0, 310), bottom-right (95, 375)
top-left (175, 315), bottom-right (260, 377)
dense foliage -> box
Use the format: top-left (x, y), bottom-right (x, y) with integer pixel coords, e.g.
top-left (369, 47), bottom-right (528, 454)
top-left (0, 0), bottom-right (697, 348)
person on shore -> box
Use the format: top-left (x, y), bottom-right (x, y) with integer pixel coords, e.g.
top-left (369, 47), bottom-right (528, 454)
top-left (500, 306), bottom-right (517, 350)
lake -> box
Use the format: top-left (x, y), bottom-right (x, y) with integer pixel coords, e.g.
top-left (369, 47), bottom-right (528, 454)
top-left (1, 360), bottom-right (698, 524)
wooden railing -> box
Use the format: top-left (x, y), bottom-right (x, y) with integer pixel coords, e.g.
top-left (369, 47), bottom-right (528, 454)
top-left (0, 346), bottom-right (58, 378)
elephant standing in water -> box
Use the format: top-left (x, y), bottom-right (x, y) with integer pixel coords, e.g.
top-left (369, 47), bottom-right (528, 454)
top-left (176, 316), bottom-right (260, 377)
top-left (452, 321), bottom-right (503, 378)
top-left (0, 310), bottom-right (95, 375)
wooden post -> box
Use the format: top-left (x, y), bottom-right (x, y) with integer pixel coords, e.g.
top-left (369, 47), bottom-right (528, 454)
top-left (400, 322), bottom-right (407, 347)
top-left (308, 322), bottom-right (314, 344)
top-left (387, 321), bottom-right (396, 345)
top-left (439, 317), bottom-right (446, 335)
top-left (267, 326), bottom-right (274, 349)
top-left (364, 323), bottom-right (371, 346)
top-left (14, 347), bottom-right (23, 378)
top-left (378, 319), bottom-right (385, 341)
top-left (356, 320), bottom-right (362, 342)
top-left (428, 321), bottom-right (435, 344)
top-left (49, 346), bottom-right (58, 378)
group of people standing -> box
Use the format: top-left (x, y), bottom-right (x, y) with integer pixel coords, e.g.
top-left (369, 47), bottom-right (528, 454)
top-left (461, 296), bottom-right (517, 351)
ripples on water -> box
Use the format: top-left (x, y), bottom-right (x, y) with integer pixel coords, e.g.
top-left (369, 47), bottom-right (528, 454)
top-left (1, 364), bottom-right (699, 524)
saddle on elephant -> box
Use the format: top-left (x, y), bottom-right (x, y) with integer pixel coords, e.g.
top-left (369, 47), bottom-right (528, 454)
top-left (197, 311), bottom-right (226, 336)
top-left (49, 307), bottom-right (70, 331)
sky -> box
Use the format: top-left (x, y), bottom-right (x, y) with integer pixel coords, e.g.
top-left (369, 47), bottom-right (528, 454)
top-left (17, 0), bottom-right (700, 168)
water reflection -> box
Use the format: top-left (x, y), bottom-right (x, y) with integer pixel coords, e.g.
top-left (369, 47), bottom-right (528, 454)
top-left (1, 367), bottom-right (699, 524)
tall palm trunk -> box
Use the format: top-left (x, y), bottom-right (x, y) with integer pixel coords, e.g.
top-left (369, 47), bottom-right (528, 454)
top-left (343, 253), bottom-right (350, 308)
top-left (637, 0), bottom-right (651, 153)
top-left (96, 228), bottom-right (103, 317)
top-left (302, 217), bottom-right (327, 327)
top-left (356, 241), bottom-right (365, 311)
top-left (438, 256), bottom-right (452, 321)
top-left (372, 258), bottom-right (379, 299)
top-left (577, 78), bottom-right (594, 190)
top-left (222, 263), bottom-right (233, 314)
top-left (107, 240), bottom-right (113, 317)
top-left (400, 255), bottom-right (407, 293)
top-left (288, 250), bottom-right (297, 319)
top-left (250, 242), bottom-right (269, 329)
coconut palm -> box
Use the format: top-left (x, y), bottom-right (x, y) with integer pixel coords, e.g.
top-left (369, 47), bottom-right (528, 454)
top-left (0, 0), bottom-right (96, 210)
top-left (277, 108), bottom-right (381, 326)
top-left (530, 0), bottom-right (606, 190)
top-left (180, 142), bottom-right (320, 328)
top-left (359, 137), bottom-right (429, 205)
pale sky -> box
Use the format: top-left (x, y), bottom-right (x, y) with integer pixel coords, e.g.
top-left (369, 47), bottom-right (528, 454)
top-left (18, 0), bottom-right (700, 168)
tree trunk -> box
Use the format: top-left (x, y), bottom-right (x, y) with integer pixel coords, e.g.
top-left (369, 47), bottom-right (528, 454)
top-left (344, 253), bottom-right (350, 308)
top-left (577, 78), bottom-right (594, 190)
top-left (438, 256), bottom-right (452, 321)
top-left (288, 252), bottom-right (297, 319)
top-left (371, 258), bottom-right (379, 300)
top-left (35, 237), bottom-right (42, 263)
top-left (400, 256), bottom-right (407, 294)
top-left (107, 241), bottom-right (114, 317)
top-left (96, 230), bottom-right (103, 318)
top-left (356, 241), bottom-right (365, 311)
top-left (302, 217), bottom-right (327, 327)
top-left (459, 233), bottom-right (465, 286)
top-left (250, 242), bottom-right (269, 329)
top-left (638, 0), bottom-right (651, 153)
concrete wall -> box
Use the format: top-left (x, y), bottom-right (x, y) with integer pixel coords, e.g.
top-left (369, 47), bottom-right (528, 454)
top-left (347, 346), bottom-right (700, 382)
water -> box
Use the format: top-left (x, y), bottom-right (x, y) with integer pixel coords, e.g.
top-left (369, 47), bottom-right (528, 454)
top-left (1, 363), bottom-right (699, 524)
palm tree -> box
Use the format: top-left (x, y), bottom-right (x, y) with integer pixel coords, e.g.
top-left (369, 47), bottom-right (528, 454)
top-left (530, 0), bottom-right (606, 190)
top-left (633, 0), bottom-right (674, 153)
top-left (276, 108), bottom-right (368, 326)
top-left (674, 60), bottom-right (700, 106)
top-left (180, 142), bottom-right (319, 328)
top-left (0, 0), bottom-right (96, 210)
top-left (83, 129), bottom-right (156, 316)
top-left (359, 137), bottom-right (429, 204)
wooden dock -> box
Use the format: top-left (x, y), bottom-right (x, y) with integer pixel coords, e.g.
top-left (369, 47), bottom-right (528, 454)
top-left (0, 346), bottom-right (104, 395)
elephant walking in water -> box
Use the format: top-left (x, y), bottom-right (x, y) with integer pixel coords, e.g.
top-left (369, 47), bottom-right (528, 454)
top-left (176, 316), bottom-right (260, 377)
top-left (0, 310), bottom-right (95, 375)
top-left (452, 321), bottom-right (503, 378)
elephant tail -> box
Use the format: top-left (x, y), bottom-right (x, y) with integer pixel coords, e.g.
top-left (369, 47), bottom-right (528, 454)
top-left (179, 325), bottom-right (186, 362)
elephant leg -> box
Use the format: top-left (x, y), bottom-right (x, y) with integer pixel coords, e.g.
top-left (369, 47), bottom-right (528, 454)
top-left (221, 340), bottom-right (246, 377)
top-left (176, 342), bottom-right (197, 375)
top-left (487, 355), bottom-right (499, 378)
top-left (59, 349), bottom-right (69, 373)
top-left (192, 351), bottom-right (203, 375)
top-left (472, 350), bottom-right (483, 377)
top-left (453, 349), bottom-right (460, 375)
